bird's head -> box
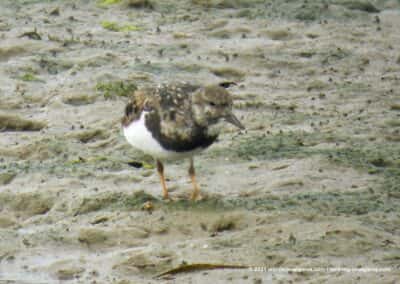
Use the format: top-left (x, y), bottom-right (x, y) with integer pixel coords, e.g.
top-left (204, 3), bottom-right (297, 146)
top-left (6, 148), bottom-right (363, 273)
top-left (192, 85), bottom-right (244, 130)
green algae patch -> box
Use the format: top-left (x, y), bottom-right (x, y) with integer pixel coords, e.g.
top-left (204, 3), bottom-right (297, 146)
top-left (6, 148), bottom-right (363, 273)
top-left (131, 185), bottom-right (397, 217)
top-left (121, 190), bottom-right (159, 209)
top-left (0, 114), bottom-right (46, 131)
top-left (71, 190), bottom-right (240, 216)
top-left (126, 0), bottom-right (154, 9)
top-left (235, 132), bottom-right (318, 161)
top-left (235, 131), bottom-right (399, 171)
top-left (73, 191), bottom-right (158, 215)
top-left (101, 21), bottom-right (141, 32)
top-left (224, 189), bottom-right (396, 217)
top-left (73, 192), bottom-right (123, 216)
top-left (119, 192), bottom-right (233, 213)
top-left (95, 81), bottom-right (137, 99)
top-left (20, 73), bottom-right (43, 82)
top-left (161, 195), bottom-right (247, 213)
top-left (234, 130), bottom-right (399, 193)
top-left (231, 131), bottom-right (400, 215)
top-left (97, 0), bottom-right (122, 7)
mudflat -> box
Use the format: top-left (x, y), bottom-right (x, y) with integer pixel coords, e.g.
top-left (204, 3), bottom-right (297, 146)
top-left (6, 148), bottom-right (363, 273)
top-left (0, 0), bottom-right (399, 283)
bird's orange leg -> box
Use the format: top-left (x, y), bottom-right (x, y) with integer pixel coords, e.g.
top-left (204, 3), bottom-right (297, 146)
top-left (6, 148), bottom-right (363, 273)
top-left (189, 158), bottom-right (201, 201)
top-left (157, 160), bottom-right (169, 200)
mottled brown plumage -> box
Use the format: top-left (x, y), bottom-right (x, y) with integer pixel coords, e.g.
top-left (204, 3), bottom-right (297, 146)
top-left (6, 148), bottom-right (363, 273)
top-left (122, 82), bottom-right (244, 200)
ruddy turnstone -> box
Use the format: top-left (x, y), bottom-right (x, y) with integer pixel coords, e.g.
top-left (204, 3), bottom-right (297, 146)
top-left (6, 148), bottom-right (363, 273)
top-left (121, 83), bottom-right (244, 200)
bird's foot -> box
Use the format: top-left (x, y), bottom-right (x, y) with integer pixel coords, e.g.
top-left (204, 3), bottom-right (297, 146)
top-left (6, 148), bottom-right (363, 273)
top-left (162, 194), bottom-right (172, 202)
top-left (190, 192), bottom-right (203, 202)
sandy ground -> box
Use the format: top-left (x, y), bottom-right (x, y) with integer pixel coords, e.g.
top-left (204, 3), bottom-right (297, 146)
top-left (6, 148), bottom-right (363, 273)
top-left (0, 0), bottom-right (400, 283)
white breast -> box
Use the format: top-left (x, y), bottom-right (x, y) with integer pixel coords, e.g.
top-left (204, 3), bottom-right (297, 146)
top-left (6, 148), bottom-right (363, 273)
top-left (123, 111), bottom-right (202, 160)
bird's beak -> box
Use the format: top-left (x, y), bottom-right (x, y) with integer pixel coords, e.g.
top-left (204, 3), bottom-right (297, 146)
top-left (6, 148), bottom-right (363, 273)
top-left (225, 112), bottom-right (245, 130)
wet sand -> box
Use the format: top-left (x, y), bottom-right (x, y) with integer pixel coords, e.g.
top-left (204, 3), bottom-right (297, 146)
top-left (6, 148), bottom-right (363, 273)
top-left (0, 0), bottom-right (400, 283)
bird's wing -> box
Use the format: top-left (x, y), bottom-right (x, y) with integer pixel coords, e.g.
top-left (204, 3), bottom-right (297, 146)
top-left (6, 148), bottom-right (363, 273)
top-left (122, 83), bottom-right (201, 142)
top-left (156, 84), bottom-right (199, 140)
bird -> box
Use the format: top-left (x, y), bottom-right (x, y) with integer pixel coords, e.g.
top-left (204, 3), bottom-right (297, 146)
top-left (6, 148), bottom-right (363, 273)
top-left (121, 82), bottom-right (244, 201)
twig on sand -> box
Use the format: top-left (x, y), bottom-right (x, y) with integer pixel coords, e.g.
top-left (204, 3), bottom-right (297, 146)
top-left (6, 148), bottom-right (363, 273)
top-left (155, 263), bottom-right (250, 278)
